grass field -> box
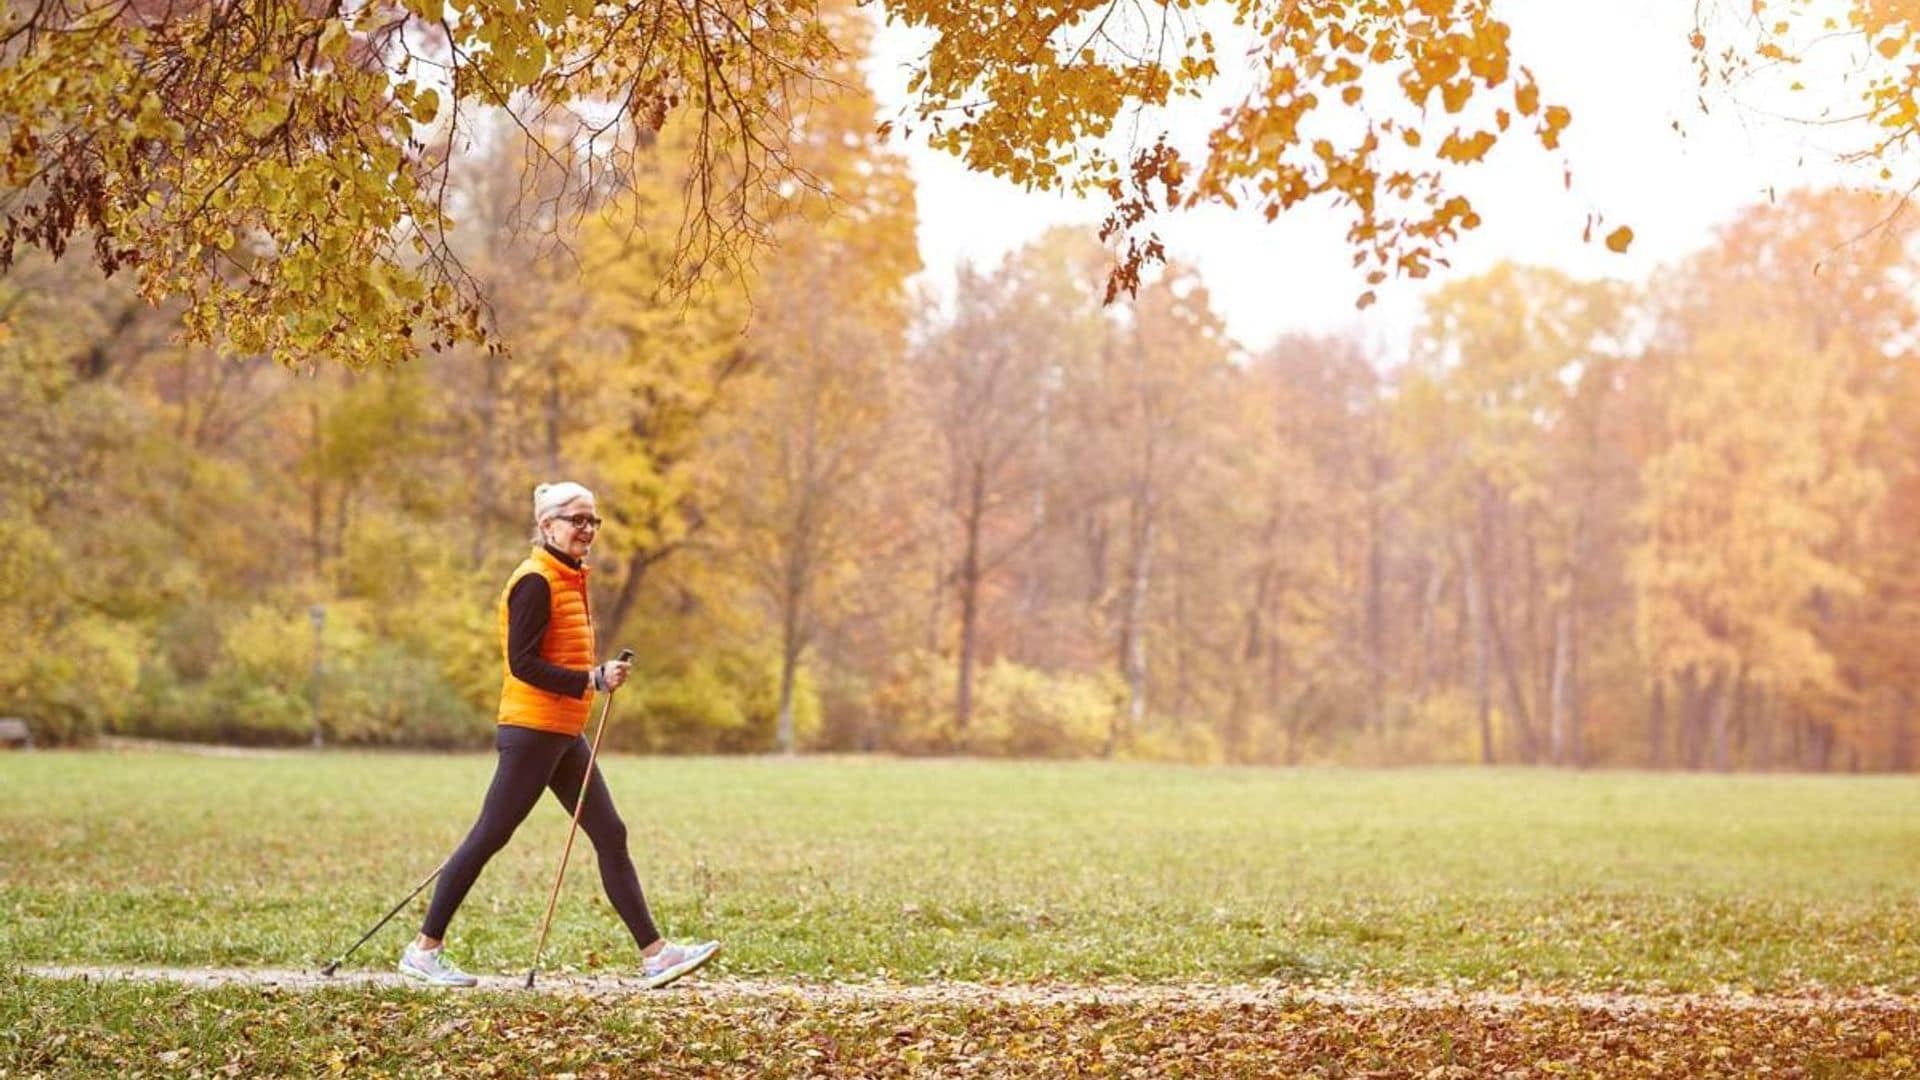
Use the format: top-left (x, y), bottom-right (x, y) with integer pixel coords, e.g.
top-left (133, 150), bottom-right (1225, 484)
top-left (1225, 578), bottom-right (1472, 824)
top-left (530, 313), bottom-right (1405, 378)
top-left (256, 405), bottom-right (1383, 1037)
top-left (5, 749), bottom-right (1920, 992)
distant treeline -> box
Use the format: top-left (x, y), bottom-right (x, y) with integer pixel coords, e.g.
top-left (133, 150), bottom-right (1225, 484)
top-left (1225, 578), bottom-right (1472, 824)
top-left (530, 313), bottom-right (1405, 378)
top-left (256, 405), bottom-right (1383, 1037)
top-left (4, 111), bottom-right (1915, 769)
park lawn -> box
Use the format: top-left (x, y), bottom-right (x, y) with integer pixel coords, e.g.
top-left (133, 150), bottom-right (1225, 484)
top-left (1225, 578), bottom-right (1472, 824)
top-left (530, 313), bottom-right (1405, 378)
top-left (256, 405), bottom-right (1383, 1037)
top-left (3, 750), bottom-right (1919, 992)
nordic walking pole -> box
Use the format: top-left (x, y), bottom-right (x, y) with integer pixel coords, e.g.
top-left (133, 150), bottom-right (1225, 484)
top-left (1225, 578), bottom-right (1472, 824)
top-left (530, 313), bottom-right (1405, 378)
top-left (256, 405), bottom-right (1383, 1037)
top-left (525, 647), bottom-right (634, 989)
top-left (320, 861), bottom-right (445, 976)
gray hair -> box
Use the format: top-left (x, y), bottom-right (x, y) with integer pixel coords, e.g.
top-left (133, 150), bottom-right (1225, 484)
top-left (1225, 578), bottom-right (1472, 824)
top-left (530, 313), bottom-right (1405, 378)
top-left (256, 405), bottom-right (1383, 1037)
top-left (531, 481), bottom-right (595, 541)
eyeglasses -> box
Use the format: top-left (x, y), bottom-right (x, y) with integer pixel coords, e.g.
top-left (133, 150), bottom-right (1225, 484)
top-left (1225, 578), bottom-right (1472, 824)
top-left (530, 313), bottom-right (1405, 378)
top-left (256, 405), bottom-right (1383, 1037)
top-left (552, 513), bottom-right (602, 531)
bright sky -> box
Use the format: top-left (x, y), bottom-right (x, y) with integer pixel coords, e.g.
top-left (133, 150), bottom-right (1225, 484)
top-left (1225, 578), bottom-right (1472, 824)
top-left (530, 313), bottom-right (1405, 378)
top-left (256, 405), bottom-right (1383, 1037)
top-left (864, 0), bottom-right (1874, 356)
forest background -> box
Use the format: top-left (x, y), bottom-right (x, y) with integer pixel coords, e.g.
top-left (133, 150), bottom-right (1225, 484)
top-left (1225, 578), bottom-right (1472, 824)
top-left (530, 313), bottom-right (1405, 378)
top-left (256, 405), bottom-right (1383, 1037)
top-left (4, 1), bottom-right (1917, 773)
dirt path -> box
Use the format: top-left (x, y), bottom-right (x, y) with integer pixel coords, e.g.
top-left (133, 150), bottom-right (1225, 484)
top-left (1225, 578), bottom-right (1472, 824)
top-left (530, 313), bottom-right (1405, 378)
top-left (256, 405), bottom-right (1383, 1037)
top-left (93, 736), bottom-right (295, 758)
top-left (23, 965), bottom-right (1917, 1016)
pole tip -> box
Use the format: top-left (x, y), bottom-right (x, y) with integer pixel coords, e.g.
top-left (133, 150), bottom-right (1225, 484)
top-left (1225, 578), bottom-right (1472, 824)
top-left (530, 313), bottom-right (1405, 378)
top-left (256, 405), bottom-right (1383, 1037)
top-left (524, 971), bottom-right (537, 989)
top-left (321, 962), bottom-right (339, 977)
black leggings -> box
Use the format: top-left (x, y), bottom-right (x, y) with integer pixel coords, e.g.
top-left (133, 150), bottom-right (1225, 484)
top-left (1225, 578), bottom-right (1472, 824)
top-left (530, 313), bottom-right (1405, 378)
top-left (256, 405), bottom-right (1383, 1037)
top-left (421, 724), bottom-right (660, 949)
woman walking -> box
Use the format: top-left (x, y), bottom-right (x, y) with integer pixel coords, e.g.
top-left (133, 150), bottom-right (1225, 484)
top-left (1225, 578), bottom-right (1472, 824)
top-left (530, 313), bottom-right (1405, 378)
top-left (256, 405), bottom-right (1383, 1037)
top-left (399, 481), bottom-right (720, 989)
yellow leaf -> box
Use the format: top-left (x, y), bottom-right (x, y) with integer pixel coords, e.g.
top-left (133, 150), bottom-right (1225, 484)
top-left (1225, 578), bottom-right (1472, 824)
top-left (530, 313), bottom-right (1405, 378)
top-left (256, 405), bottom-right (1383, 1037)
top-left (317, 19), bottom-right (349, 59)
top-left (244, 99), bottom-right (289, 139)
top-left (1514, 80), bottom-right (1539, 116)
top-left (1438, 130), bottom-right (1497, 164)
top-left (1604, 225), bottom-right (1633, 253)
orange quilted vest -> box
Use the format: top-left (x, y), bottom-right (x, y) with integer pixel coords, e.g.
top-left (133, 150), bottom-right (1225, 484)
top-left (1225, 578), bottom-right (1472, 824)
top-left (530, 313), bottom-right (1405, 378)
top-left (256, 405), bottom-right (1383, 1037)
top-left (496, 546), bottom-right (597, 735)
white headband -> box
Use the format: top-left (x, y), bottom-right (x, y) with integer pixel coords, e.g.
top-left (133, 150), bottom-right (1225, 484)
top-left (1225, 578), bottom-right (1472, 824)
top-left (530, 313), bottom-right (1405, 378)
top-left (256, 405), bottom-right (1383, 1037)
top-left (533, 481), bottom-right (595, 525)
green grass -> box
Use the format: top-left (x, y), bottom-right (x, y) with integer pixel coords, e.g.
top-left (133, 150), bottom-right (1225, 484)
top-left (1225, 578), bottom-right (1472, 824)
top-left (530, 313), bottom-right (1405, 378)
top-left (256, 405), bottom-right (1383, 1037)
top-left (4, 751), bottom-right (1920, 991)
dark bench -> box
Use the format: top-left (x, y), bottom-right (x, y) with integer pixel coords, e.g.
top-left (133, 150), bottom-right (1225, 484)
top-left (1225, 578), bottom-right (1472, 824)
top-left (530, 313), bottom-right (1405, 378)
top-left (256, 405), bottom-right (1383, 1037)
top-left (0, 718), bottom-right (31, 749)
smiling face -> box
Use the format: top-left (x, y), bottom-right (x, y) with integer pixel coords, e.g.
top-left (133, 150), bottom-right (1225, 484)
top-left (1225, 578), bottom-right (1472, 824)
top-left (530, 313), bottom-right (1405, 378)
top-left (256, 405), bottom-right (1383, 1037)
top-left (539, 495), bottom-right (601, 561)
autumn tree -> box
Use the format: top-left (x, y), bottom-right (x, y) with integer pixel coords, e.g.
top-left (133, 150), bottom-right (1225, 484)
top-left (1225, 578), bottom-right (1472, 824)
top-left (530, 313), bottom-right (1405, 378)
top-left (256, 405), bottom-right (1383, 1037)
top-left (912, 232), bottom-right (1113, 738)
top-left (705, 1), bottom-right (920, 753)
top-left (1826, 357), bottom-right (1920, 770)
top-left (1633, 189), bottom-right (1912, 771)
top-left (1231, 334), bottom-right (1382, 763)
top-left (1093, 267), bottom-right (1232, 750)
top-left (2, 0), bottom-right (1602, 367)
top-left (1396, 265), bottom-right (1633, 764)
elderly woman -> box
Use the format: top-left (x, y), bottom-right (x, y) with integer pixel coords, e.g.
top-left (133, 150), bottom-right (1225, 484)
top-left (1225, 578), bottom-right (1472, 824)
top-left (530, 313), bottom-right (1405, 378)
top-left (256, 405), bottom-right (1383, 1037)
top-left (399, 481), bottom-right (719, 989)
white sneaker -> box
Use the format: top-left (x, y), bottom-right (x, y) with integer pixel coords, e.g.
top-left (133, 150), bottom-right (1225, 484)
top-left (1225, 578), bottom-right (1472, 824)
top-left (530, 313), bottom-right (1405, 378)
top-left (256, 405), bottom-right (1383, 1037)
top-left (639, 939), bottom-right (721, 989)
top-left (398, 942), bottom-right (479, 987)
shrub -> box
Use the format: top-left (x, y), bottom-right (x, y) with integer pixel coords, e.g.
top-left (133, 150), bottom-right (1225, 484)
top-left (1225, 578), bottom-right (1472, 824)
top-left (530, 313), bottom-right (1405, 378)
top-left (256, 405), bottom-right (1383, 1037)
top-left (967, 660), bottom-right (1119, 758)
top-left (322, 642), bottom-right (491, 748)
top-left (625, 660), bottom-right (743, 752)
top-left (622, 649), bottom-right (820, 754)
top-left (872, 650), bottom-right (958, 755)
top-left (1383, 689), bottom-right (1484, 766)
top-left (1125, 718), bottom-right (1225, 764)
top-left (2, 616), bottom-right (143, 745)
top-left (129, 668), bottom-right (310, 746)
top-left (120, 600), bottom-right (488, 747)
top-left (875, 653), bottom-right (1124, 759)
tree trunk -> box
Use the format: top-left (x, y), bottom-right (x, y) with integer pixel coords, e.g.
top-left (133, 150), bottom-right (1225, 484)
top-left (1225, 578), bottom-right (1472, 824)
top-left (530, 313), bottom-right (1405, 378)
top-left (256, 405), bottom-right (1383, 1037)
top-left (1416, 556), bottom-right (1444, 699)
top-left (544, 359), bottom-right (562, 475)
top-left (775, 544), bottom-right (808, 754)
top-left (1113, 505), bottom-right (1154, 756)
top-left (925, 511), bottom-right (949, 654)
top-left (1266, 623), bottom-right (1285, 764)
top-left (1562, 512), bottom-right (1588, 767)
top-left (775, 635), bottom-right (801, 755)
top-left (954, 463), bottom-right (986, 740)
top-left (1449, 550), bottom-right (1469, 690)
top-left (774, 362), bottom-right (823, 754)
top-left (1170, 536), bottom-right (1189, 729)
top-left (1462, 534), bottom-right (1493, 764)
top-left (308, 400), bottom-right (325, 579)
top-left (332, 484), bottom-right (354, 570)
top-left (1708, 665), bottom-right (1736, 773)
top-left (1678, 667), bottom-right (1703, 770)
top-left (1568, 604), bottom-right (1585, 767)
top-left (1363, 452), bottom-right (1387, 738)
top-left (1226, 551), bottom-right (1276, 765)
top-left (1549, 606), bottom-right (1574, 766)
top-left (1729, 665), bottom-right (1752, 767)
top-left (1478, 489), bottom-right (1536, 762)
top-left (1486, 581), bottom-right (1537, 763)
top-left (1284, 686), bottom-right (1310, 766)
top-left (1691, 668), bottom-right (1717, 770)
top-left (1525, 521), bottom-right (1549, 746)
top-left (1810, 720), bottom-right (1833, 771)
top-left (471, 349), bottom-right (501, 565)
top-left (1649, 678), bottom-right (1668, 769)
top-left (603, 537), bottom-right (679, 651)
top-left (1894, 690), bottom-right (1916, 772)
top-left (1013, 361), bottom-right (1052, 663)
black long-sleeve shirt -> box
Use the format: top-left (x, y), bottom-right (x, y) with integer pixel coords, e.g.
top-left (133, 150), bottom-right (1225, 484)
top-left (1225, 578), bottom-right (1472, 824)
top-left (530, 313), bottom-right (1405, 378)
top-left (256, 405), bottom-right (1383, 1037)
top-left (505, 544), bottom-right (593, 699)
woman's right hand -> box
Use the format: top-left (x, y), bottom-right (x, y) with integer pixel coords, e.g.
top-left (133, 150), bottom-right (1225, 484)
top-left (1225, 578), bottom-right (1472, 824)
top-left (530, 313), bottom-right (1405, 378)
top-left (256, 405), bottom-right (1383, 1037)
top-left (597, 659), bottom-right (632, 692)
